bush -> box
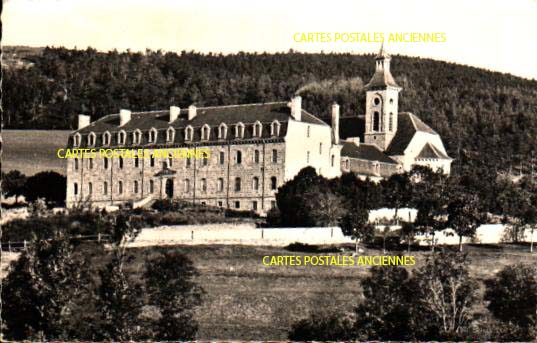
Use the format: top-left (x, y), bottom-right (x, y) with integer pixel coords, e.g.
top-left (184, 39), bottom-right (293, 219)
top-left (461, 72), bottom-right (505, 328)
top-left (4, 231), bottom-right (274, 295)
top-left (288, 312), bottom-right (354, 341)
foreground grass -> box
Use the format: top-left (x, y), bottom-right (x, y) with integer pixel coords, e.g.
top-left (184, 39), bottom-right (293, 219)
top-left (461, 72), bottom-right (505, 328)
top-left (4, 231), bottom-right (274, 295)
top-left (123, 243), bottom-right (536, 340)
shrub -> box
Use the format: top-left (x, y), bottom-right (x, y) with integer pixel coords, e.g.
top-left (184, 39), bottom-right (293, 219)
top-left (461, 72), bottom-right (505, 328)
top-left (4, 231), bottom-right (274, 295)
top-left (288, 312), bottom-right (354, 341)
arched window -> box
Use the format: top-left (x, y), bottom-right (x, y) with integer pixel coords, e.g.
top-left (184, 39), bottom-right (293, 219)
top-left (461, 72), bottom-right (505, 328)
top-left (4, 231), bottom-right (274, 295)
top-left (185, 125), bottom-right (194, 141)
top-left (184, 179), bottom-right (190, 193)
top-left (103, 182), bottom-right (108, 195)
top-left (219, 151), bottom-right (225, 165)
top-left (254, 150), bottom-right (260, 164)
top-left (253, 121), bottom-right (262, 137)
top-left (73, 182), bottom-right (78, 195)
top-left (201, 178), bottom-right (207, 192)
top-left (331, 154), bottom-right (335, 167)
top-left (373, 111), bottom-right (380, 132)
top-left (150, 155), bottom-right (155, 167)
top-left (118, 130), bottom-right (127, 145)
top-left (218, 123), bottom-right (228, 139)
top-left (119, 157), bottom-right (124, 169)
top-left (271, 176), bottom-right (277, 190)
top-left (102, 131), bottom-right (111, 146)
top-left (88, 182), bottom-right (93, 195)
top-left (253, 177), bottom-right (259, 191)
top-left (235, 122), bottom-right (245, 138)
top-left (271, 120), bottom-right (281, 136)
top-left (104, 157), bottom-right (109, 169)
top-left (389, 112), bottom-right (394, 131)
top-left (134, 156), bottom-right (139, 168)
top-left (118, 181), bottom-right (123, 194)
top-left (88, 132), bottom-right (96, 147)
top-left (217, 178), bottom-right (224, 192)
top-left (203, 157), bottom-right (208, 166)
top-left (89, 158), bottom-right (94, 169)
top-left (73, 133), bottom-right (81, 147)
top-left (148, 128), bottom-right (158, 143)
top-left (168, 152), bottom-right (173, 167)
top-left (234, 177), bottom-right (241, 191)
top-left (134, 180), bottom-right (139, 193)
top-left (74, 158), bottom-right (79, 170)
top-left (236, 150), bottom-right (242, 164)
top-left (133, 129), bottom-right (142, 144)
top-left (149, 180), bottom-right (154, 193)
top-left (201, 124), bottom-right (211, 140)
top-left (166, 127), bottom-right (175, 143)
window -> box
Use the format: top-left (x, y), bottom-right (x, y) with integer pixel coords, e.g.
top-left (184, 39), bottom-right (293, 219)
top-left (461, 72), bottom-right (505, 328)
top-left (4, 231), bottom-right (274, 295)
top-left (218, 201), bottom-right (223, 207)
top-left (331, 154), bottom-right (335, 167)
top-left (235, 122), bottom-right (245, 138)
top-left (134, 180), bottom-right (139, 193)
top-left (253, 121), bottom-right (262, 137)
top-left (201, 201), bottom-right (206, 206)
top-left (271, 200), bottom-right (276, 209)
top-left (186, 157), bottom-right (192, 168)
top-left (253, 177), bottom-right (259, 191)
top-left (74, 182), bottom-right (78, 195)
top-left (74, 158), bottom-right (79, 170)
top-left (218, 123), bottom-right (228, 139)
top-left (150, 155), bottom-right (155, 167)
top-left (307, 126), bottom-right (311, 138)
top-left (271, 176), bottom-right (277, 190)
top-left (217, 178), bottom-right (224, 192)
top-left (254, 150), bottom-right (260, 164)
top-left (103, 182), bottom-right (108, 195)
top-left (319, 143), bottom-right (323, 154)
top-left (102, 131), bottom-right (111, 146)
top-left (234, 177), bottom-right (241, 192)
top-left (235, 201), bottom-right (240, 209)
top-left (134, 156), bottom-right (139, 168)
top-left (201, 178), bottom-right (207, 192)
top-left (133, 129), bottom-right (142, 144)
top-left (373, 111), bottom-right (380, 132)
top-left (148, 128), bottom-right (158, 143)
top-left (88, 182), bottom-right (93, 195)
top-left (149, 180), bottom-right (154, 193)
top-left (374, 97), bottom-right (381, 106)
top-left (390, 98), bottom-right (394, 104)
top-left (118, 181), bottom-right (123, 194)
top-left (73, 133), bottom-right (81, 147)
top-left (185, 125), bottom-right (193, 141)
top-left (89, 158), bottom-right (94, 169)
top-left (272, 149), bottom-right (278, 163)
top-left (184, 179), bottom-right (190, 193)
top-left (346, 159), bottom-right (350, 169)
top-left (219, 151), bottom-right (225, 165)
top-left (166, 127), bottom-right (175, 143)
top-left (201, 124), bottom-right (211, 140)
top-left (236, 151), bottom-right (242, 164)
top-left (389, 112), bottom-right (394, 131)
top-left (203, 157), bottom-right (208, 166)
top-left (88, 132), bottom-right (96, 147)
top-left (307, 151), bottom-right (310, 163)
top-left (118, 130), bottom-right (126, 145)
top-left (252, 201), bottom-right (258, 211)
top-left (271, 120), bottom-right (281, 136)
top-left (168, 154), bottom-right (173, 167)
top-left (119, 157), bottom-right (124, 169)
top-left (104, 158), bottom-right (109, 169)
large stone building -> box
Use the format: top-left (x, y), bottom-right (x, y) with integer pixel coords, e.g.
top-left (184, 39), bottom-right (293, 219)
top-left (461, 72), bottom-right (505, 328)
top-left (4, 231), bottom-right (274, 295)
top-left (65, 47), bottom-right (451, 211)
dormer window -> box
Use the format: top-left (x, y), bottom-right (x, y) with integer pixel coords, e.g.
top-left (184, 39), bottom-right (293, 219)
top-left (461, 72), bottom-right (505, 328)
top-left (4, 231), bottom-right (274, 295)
top-left (118, 130), bottom-right (127, 145)
top-left (148, 128), bottom-right (158, 143)
top-left (166, 127), bottom-right (175, 143)
top-left (253, 121), bottom-right (262, 138)
top-left (218, 123), bottom-right (228, 139)
top-left (271, 120), bottom-right (281, 136)
top-left (73, 133), bottom-right (81, 147)
top-left (133, 129), bottom-right (142, 144)
top-left (235, 122), bottom-right (245, 138)
top-left (185, 125), bottom-right (194, 141)
top-left (201, 124), bottom-right (211, 140)
top-left (87, 132), bottom-right (96, 147)
top-left (102, 131), bottom-right (111, 146)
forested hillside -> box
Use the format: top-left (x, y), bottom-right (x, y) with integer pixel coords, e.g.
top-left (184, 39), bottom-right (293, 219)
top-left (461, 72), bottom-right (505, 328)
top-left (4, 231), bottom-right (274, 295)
top-left (3, 46), bottom-right (537, 175)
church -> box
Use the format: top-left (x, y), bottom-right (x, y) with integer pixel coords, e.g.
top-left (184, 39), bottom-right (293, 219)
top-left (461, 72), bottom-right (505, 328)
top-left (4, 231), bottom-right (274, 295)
top-left (65, 47), bottom-right (451, 212)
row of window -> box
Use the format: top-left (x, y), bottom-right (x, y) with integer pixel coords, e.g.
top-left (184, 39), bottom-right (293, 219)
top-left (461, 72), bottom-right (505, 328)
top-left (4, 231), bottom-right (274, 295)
top-left (72, 176), bottom-right (278, 196)
top-left (372, 111), bottom-right (395, 132)
top-left (73, 149), bottom-right (280, 170)
top-left (209, 200), bottom-right (276, 211)
top-left (74, 120), bottom-right (282, 147)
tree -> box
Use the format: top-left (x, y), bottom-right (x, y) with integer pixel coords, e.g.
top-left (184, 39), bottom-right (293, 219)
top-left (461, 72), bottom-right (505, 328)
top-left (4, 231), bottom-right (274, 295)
top-left (1, 170), bottom-right (27, 202)
top-left (410, 252), bottom-right (479, 340)
top-left (446, 188), bottom-right (485, 252)
top-left (23, 171), bottom-right (66, 206)
top-left (382, 172), bottom-right (413, 224)
top-left (143, 252), bottom-right (204, 340)
top-left (522, 206), bottom-right (537, 252)
top-left (484, 264), bottom-right (537, 339)
top-left (288, 312), bottom-right (354, 341)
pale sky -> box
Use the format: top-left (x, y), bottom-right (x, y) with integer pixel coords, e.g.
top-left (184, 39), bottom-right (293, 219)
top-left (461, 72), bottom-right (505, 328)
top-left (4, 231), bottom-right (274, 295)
top-left (3, 0), bottom-right (537, 80)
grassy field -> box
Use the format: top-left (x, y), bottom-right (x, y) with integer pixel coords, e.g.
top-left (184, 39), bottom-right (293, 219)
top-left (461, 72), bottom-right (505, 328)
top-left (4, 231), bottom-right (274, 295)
top-left (124, 243), bottom-right (537, 340)
top-left (2, 130), bottom-right (70, 176)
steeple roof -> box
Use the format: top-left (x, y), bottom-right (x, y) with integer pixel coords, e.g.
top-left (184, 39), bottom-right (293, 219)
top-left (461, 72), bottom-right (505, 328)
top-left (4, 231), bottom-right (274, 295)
top-left (365, 44), bottom-right (400, 90)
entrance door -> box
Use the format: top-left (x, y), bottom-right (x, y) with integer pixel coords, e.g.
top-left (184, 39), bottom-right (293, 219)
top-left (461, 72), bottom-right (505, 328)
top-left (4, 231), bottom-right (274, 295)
top-left (165, 179), bottom-right (174, 198)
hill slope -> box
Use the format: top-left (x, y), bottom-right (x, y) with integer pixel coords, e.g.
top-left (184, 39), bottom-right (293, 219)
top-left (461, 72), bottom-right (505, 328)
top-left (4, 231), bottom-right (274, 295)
top-left (3, 46), bottom-right (537, 175)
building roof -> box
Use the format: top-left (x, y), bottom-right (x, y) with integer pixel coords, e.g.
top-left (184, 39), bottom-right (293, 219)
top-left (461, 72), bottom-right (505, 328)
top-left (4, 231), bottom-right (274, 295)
top-left (364, 69), bottom-right (400, 89)
top-left (416, 142), bottom-right (451, 160)
top-left (341, 141), bottom-right (398, 164)
top-left (69, 102), bottom-right (327, 148)
top-left (385, 112), bottom-right (438, 156)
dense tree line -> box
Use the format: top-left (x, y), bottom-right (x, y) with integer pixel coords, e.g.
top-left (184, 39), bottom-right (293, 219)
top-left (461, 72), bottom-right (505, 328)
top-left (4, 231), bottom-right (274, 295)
top-left (3, 46), bottom-right (537, 176)
top-left (1, 170), bottom-right (66, 206)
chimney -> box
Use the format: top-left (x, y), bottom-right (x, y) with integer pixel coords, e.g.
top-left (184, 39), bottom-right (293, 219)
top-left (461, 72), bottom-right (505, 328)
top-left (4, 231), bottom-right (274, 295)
top-left (290, 96), bottom-right (302, 121)
top-left (331, 103), bottom-right (340, 143)
top-left (188, 105), bottom-right (197, 120)
top-left (169, 106), bottom-right (180, 123)
top-left (119, 109), bottom-right (131, 126)
top-left (78, 114), bottom-right (90, 130)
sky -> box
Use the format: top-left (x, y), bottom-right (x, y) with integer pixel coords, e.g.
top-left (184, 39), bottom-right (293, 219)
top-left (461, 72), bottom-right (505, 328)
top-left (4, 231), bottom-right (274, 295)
top-left (3, 0), bottom-right (537, 80)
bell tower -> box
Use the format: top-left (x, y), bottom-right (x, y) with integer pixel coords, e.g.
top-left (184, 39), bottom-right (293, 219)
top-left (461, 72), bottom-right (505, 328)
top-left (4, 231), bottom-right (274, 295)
top-left (364, 44), bottom-right (402, 151)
